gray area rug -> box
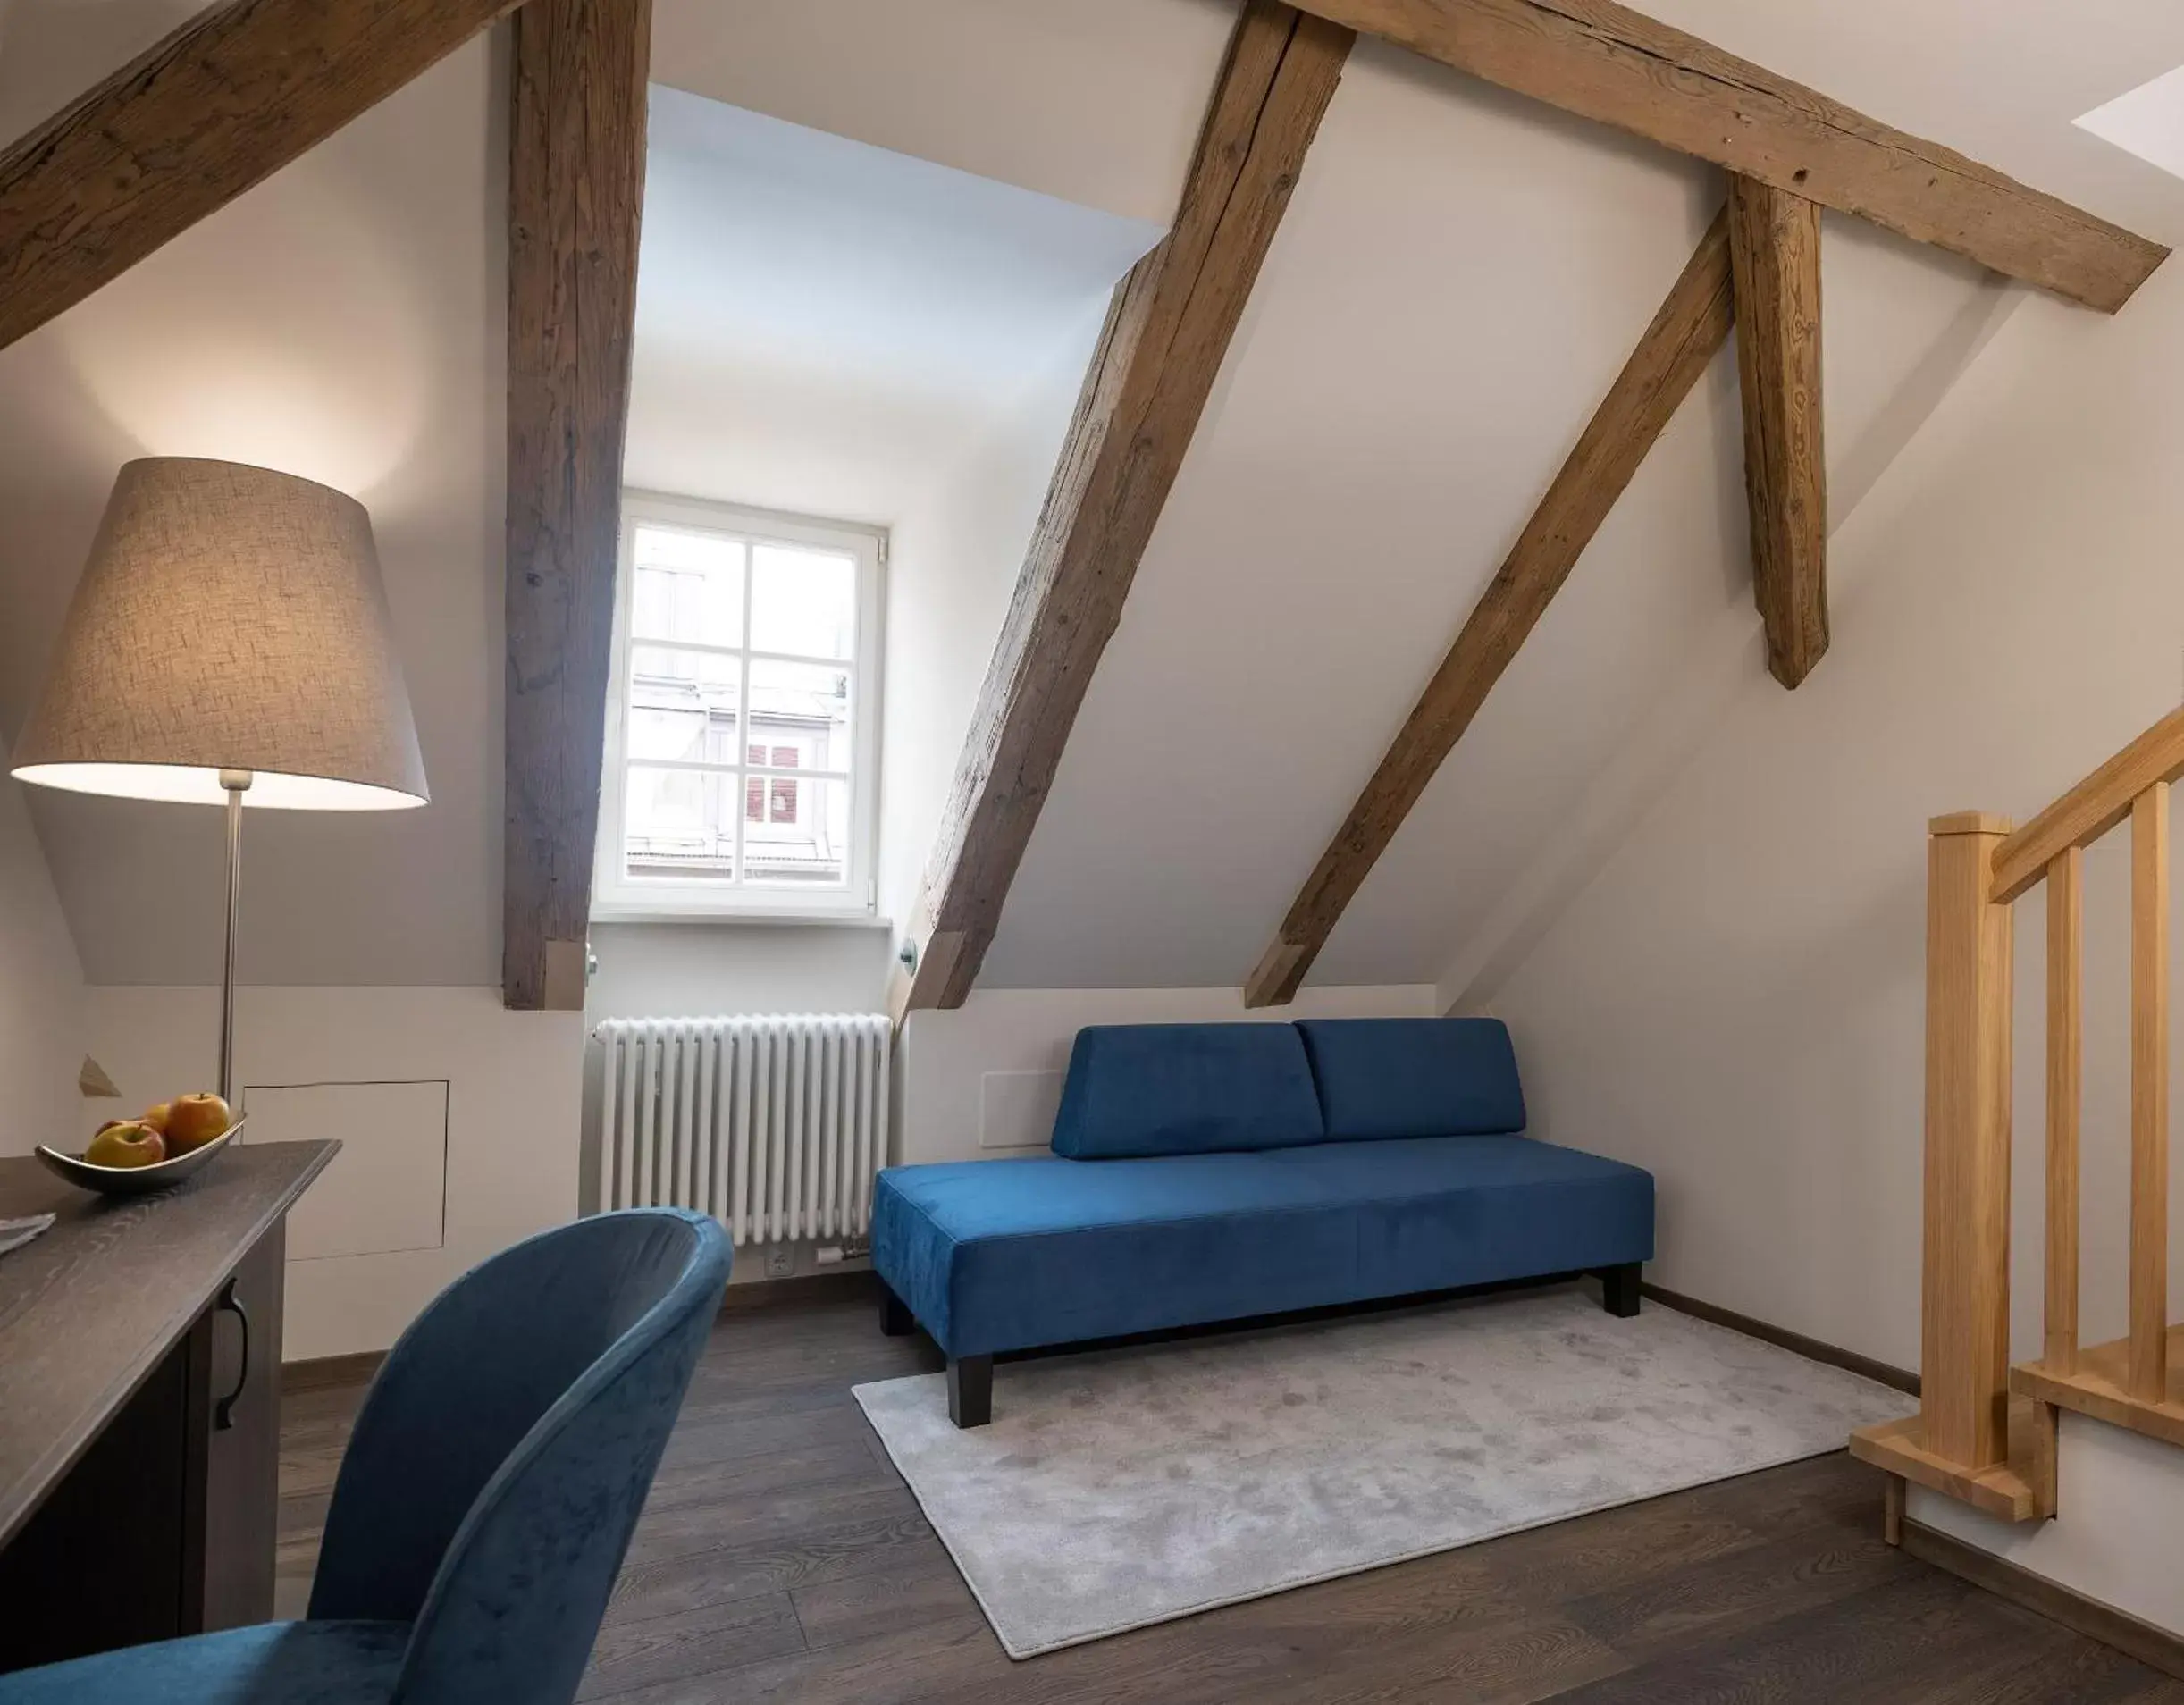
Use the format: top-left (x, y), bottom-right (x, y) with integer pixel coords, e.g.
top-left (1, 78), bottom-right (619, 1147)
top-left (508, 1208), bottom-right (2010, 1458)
top-left (853, 1288), bottom-right (1907, 1658)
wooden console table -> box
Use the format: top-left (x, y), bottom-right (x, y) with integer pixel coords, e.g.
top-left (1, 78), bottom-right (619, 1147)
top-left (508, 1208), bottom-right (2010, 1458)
top-left (0, 1140), bottom-right (336, 1673)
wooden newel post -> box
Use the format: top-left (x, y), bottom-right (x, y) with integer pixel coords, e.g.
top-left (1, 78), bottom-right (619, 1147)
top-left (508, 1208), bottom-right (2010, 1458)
top-left (1921, 812), bottom-right (2016, 1469)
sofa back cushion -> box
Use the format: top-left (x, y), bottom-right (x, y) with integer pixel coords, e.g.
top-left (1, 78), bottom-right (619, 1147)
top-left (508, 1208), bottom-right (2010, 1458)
top-left (1295, 1018), bottom-right (1525, 1140)
top-left (1049, 1023), bottom-right (1327, 1160)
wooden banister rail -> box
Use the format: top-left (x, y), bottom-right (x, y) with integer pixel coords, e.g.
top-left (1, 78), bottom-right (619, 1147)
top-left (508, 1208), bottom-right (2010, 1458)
top-left (1855, 708), bottom-right (2184, 1525)
top-left (1990, 705), bottom-right (2184, 903)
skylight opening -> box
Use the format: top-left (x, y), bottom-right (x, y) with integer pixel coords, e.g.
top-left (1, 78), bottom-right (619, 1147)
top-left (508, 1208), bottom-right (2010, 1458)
top-left (2075, 64), bottom-right (2184, 182)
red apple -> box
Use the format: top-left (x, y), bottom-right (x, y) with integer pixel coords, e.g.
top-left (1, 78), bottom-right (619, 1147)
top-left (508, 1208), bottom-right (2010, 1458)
top-left (85, 1121), bottom-right (165, 1169)
top-left (164, 1093), bottom-right (231, 1155)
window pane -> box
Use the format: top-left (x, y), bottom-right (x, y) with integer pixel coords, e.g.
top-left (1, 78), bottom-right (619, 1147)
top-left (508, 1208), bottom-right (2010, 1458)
top-left (749, 542), bottom-right (856, 659)
top-left (626, 647), bottom-right (740, 765)
top-left (624, 764), bottom-right (736, 882)
top-left (742, 777), bottom-right (848, 887)
top-left (632, 525), bottom-right (744, 648)
top-left (748, 659), bottom-right (852, 774)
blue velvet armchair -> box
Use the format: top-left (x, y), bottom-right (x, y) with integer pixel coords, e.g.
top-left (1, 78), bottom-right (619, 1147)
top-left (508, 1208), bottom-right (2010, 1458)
top-left (0, 1208), bottom-right (731, 1705)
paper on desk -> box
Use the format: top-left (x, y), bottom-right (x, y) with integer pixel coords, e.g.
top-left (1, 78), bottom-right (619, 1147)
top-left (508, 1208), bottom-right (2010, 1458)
top-left (0, 1214), bottom-right (55, 1256)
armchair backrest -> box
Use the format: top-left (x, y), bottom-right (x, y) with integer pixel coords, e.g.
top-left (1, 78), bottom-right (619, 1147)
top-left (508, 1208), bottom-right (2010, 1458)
top-left (308, 1208), bottom-right (731, 1705)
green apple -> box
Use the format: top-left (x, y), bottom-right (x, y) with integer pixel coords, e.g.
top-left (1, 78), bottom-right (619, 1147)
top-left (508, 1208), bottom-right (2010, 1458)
top-left (85, 1121), bottom-right (165, 1169)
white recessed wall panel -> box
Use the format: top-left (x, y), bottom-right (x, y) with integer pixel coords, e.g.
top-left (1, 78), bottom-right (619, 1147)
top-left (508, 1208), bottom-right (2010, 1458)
top-left (85, 987), bottom-right (582, 1360)
top-left (978, 1069), bottom-right (1065, 1153)
top-left (240, 1080), bottom-right (449, 1261)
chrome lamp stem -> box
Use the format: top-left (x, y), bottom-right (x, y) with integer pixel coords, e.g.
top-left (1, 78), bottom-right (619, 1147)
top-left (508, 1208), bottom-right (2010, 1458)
top-left (218, 769), bottom-right (253, 1104)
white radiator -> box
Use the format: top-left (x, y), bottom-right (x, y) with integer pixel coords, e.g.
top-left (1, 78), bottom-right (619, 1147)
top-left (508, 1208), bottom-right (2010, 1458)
top-left (592, 1014), bottom-right (891, 1241)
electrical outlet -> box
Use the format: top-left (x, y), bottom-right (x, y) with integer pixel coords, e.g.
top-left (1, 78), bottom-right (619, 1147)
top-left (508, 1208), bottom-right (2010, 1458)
top-left (763, 1246), bottom-right (795, 1280)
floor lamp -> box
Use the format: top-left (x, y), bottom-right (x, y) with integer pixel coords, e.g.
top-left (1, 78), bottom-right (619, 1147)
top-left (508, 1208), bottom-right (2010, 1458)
top-left (11, 458), bottom-right (430, 1102)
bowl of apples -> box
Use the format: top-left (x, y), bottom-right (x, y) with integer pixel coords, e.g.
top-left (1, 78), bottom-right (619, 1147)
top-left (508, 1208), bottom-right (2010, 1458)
top-left (36, 1094), bottom-right (243, 1197)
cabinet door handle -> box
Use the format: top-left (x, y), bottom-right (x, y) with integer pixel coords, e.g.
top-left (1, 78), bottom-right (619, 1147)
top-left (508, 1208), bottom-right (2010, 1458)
top-left (214, 1277), bottom-right (249, 1432)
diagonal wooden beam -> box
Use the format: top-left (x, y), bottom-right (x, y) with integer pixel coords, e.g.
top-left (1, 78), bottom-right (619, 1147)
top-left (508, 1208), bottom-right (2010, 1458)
top-left (1729, 172), bottom-right (1828, 689)
top-left (0, 0), bottom-right (525, 354)
top-left (1292, 0), bottom-right (2165, 313)
top-left (893, 1), bottom-right (1355, 1018)
top-left (502, 0), bottom-right (650, 1012)
top-left (1245, 208), bottom-right (1734, 1007)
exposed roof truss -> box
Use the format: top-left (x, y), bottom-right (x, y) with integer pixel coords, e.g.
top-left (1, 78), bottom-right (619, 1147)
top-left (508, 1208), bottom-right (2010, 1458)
top-left (0, 0), bottom-right (2163, 1015)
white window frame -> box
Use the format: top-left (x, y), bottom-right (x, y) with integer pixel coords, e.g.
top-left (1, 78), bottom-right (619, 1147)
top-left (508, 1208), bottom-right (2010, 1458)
top-left (592, 491), bottom-right (886, 923)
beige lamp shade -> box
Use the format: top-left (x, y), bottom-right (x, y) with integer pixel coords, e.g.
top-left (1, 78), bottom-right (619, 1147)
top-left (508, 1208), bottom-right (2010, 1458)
top-left (11, 458), bottom-right (428, 810)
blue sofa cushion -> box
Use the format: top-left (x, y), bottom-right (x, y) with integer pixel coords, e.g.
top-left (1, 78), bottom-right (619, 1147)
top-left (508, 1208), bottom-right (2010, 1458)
top-left (871, 1135), bottom-right (1653, 1356)
top-left (1296, 1017), bottom-right (1525, 1139)
top-left (1048, 1022), bottom-right (1325, 1159)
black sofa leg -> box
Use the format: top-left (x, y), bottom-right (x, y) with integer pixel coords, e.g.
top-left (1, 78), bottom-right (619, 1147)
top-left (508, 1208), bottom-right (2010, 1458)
top-left (948, 1356), bottom-right (993, 1428)
top-left (878, 1281), bottom-right (914, 1339)
top-left (1598, 1263), bottom-right (1642, 1319)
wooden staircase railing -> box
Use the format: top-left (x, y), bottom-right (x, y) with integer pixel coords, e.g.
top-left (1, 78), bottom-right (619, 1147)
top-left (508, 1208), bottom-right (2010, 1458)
top-left (1851, 705), bottom-right (2184, 1521)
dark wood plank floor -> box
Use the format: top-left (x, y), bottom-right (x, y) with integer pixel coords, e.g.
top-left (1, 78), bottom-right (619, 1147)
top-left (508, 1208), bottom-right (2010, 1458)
top-left (278, 1289), bottom-right (2184, 1703)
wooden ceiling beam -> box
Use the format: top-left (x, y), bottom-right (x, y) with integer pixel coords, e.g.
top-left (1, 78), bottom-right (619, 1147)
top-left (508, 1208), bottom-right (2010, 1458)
top-left (502, 0), bottom-right (651, 1012)
top-left (1294, 0), bottom-right (2165, 313)
top-left (1729, 172), bottom-right (1828, 689)
top-left (892, 1), bottom-right (1355, 1019)
top-left (0, 0), bottom-right (525, 355)
top-left (1245, 207), bottom-right (1735, 1006)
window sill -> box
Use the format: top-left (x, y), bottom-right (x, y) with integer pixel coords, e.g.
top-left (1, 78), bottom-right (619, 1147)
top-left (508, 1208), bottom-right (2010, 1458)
top-left (588, 904), bottom-right (895, 930)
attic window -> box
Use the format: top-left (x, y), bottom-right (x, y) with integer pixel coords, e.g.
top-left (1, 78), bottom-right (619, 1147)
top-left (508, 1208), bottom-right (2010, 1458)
top-left (592, 491), bottom-right (884, 921)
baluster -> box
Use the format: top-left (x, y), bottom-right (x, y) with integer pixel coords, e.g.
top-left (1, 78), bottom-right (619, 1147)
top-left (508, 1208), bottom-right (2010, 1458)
top-left (2045, 846), bottom-right (2082, 1374)
top-left (2130, 784), bottom-right (2170, 1403)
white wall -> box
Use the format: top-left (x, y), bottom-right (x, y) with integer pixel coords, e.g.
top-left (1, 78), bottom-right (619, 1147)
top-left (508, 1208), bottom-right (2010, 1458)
top-left (1487, 260), bottom-right (2184, 1366)
top-left (626, 86), bottom-right (1156, 531)
top-left (877, 335), bottom-right (1105, 940)
top-left (0, 13), bottom-right (592, 1361)
top-left (585, 922), bottom-right (891, 1021)
top-left (1484, 254), bottom-right (2184, 1622)
top-left (899, 984), bottom-right (1438, 1163)
top-left (85, 987), bottom-right (581, 1360)
top-left (0, 754), bottom-right (84, 1155)
top-left (0, 17), bottom-right (507, 987)
top-left (1911, 1416), bottom-right (2184, 1638)
top-left (977, 36), bottom-right (2006, 993)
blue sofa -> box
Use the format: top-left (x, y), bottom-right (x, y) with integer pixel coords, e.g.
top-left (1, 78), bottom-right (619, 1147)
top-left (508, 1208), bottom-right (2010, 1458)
top-left (871, 1017), bottom-right (1654, 1426)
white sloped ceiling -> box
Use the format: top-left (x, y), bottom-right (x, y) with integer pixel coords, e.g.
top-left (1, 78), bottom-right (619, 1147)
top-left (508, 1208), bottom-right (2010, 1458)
top-left (7, 0), bottom-right (2184, 994)
top-left (975, 4), bottom-right (2184, 993)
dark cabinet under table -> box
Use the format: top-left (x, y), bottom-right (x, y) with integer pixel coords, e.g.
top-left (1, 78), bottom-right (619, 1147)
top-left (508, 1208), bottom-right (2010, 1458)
top-left (0, 1141), bottom-right (335, 1672)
